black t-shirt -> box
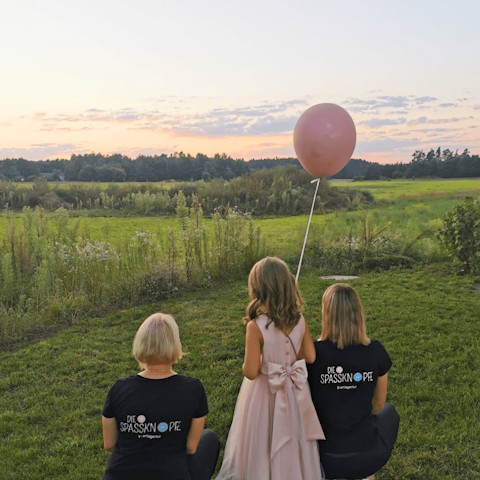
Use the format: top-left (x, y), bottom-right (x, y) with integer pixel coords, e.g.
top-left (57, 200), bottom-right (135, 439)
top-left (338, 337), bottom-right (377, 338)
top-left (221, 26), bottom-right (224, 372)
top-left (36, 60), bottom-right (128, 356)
top-left (102, 374), bottom-right (208, 480)
top-left (307, 339), bottom-right (391, 453)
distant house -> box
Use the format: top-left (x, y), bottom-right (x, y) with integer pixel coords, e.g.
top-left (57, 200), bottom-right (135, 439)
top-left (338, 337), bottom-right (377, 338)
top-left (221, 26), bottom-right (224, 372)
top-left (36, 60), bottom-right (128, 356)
top-left (39, 172), bottom-right (66, 181)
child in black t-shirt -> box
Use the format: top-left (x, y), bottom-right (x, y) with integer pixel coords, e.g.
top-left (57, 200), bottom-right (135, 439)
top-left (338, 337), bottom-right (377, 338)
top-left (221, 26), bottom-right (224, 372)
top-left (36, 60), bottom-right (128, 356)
top-left (307, 283), bottom-right (400, 480)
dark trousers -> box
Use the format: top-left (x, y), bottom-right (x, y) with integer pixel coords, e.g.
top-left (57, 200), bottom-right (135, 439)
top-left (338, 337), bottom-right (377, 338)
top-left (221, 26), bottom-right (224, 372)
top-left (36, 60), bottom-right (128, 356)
top-left (321, 403), bottom-right (400, 479)
top-left (187, 429), bottom-right (220, 480)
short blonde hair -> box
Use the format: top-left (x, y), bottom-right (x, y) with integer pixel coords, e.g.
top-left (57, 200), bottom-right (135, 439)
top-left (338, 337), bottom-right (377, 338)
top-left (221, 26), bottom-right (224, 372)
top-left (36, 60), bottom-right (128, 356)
top-left (132, 313), bottom-right (182, 366)
top-left (320, 284), bottom-right (369, 349)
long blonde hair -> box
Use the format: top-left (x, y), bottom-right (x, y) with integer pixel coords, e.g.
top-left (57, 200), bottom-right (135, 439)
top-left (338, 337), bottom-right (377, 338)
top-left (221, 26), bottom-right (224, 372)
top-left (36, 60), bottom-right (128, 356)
top-left (244, 256), bottom-right (302, 329)
top-left (320, 283), bottom-right (369, 349)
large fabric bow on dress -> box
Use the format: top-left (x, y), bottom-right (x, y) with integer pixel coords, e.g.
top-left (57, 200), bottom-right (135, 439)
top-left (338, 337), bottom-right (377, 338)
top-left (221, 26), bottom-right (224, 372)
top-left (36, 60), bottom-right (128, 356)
top-left (267, 359), bottom-right (325, 459)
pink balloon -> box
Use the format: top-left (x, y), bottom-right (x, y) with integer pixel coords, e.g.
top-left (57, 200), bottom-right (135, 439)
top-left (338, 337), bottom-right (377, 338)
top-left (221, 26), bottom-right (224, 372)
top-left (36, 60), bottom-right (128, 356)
top-left (293, 103), bottom-right (356, 177)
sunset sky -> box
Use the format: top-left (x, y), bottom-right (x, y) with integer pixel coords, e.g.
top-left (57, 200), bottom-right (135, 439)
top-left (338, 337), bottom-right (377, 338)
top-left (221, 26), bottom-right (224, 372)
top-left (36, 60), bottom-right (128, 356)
top-left (1, 0), bottom-right (479, 164)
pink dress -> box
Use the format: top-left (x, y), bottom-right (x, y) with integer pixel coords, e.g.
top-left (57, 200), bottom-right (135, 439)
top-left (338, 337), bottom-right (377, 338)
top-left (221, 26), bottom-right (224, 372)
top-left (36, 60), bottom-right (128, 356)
top-left (216, 314), bottom-right (325, 480)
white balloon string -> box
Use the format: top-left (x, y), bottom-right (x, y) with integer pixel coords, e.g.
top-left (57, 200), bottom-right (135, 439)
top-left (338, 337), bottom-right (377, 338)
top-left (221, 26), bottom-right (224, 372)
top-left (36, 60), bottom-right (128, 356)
top-left (296, 178), bottom-right (321, 283)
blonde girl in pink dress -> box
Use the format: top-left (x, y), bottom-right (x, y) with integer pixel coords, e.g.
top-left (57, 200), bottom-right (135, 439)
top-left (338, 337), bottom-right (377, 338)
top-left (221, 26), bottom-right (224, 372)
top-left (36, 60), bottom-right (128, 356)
top-left (217, 257), bottom-right (325, 480)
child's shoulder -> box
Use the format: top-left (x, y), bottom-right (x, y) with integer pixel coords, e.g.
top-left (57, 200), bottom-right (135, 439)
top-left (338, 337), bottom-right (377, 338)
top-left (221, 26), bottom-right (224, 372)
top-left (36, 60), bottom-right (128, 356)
top-left (253, 313), bottom-right (269, 328)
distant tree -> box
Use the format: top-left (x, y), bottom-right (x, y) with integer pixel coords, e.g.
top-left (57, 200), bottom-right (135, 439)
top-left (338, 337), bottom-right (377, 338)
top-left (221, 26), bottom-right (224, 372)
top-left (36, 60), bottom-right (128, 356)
top-left (1, 147), bottom-right (479, 182)
top-left (78, 165), bottom-right (97, 181)
top-left (331, 159), bottom-right (371, 179)
top-left (96, 165), bottom-right (127, 182)
top-left (0, 160), bottom-right (21, 181)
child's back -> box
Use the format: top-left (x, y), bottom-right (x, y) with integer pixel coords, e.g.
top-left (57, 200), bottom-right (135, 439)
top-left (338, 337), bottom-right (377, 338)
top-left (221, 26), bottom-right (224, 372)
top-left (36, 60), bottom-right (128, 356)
top-left (217, 314), bottom-right (324, 480)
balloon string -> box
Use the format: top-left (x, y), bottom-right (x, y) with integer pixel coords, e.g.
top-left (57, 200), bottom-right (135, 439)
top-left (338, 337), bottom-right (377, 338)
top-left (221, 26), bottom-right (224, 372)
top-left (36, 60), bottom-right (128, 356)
top-left (296, 178), bottom-right (321, 283)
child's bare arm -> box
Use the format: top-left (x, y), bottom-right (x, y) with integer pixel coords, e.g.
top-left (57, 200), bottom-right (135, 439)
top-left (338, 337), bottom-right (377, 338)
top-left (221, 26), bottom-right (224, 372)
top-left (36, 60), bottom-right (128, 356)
top-left (102, 416), bottom-right (118, 452)
top-left (372, 373), bottom-right (388, 413)
top-left (242, 321), bottom-right (263, 380)
top-left (299, 322), bottom-right (316, 363)
top-left (186, 416), bottom-right (206, 454)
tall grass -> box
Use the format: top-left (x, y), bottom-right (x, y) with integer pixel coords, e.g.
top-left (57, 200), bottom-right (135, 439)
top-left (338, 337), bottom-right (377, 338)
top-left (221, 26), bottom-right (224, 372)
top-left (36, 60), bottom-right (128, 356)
top-left (2, 179), bottom-right (479, 344)
top-left (0, 204), bottom-right (266, 347)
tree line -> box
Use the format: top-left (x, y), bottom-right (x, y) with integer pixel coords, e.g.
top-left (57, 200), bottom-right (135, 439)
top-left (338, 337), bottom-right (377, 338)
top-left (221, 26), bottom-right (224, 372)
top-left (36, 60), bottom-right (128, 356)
top-left (0, 148), bottom-right (478, 183)
top-left (356, 148), bottom-right (480, 180)
top-left (0, 153), bottom-right (301, 182)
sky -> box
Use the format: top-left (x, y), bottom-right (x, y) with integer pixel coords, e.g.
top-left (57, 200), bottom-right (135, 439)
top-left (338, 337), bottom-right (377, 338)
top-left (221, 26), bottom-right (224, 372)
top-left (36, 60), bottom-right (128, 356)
top-left (1, 0), bottom-right (479, 165)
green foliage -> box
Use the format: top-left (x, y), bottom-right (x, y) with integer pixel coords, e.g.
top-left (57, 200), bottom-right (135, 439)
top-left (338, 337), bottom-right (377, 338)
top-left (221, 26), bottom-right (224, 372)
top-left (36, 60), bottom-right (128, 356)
top-left (0, 166), bottom-right (374, 216)
top-left (437, 197), bottom-right (480, 273)
top-left (301, 212), bottom-right (442, 274)
top-left (362, 148), bottom-right (480, 180)
top-left (209, 206), bottom-right (266, 278)
top-left (0, 205), bottom-right (267, 346)
top-left (2, 148), bottom-right (480, 184)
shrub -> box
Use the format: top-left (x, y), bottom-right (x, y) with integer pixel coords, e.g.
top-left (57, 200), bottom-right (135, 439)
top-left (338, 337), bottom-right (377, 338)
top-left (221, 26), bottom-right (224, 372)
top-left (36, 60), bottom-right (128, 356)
top-left (304, 213), bottom-right (437, 274)
top-left (137, 266), bottom-right (182, 302)
top-left (437, 196), bottom-right (480, 273)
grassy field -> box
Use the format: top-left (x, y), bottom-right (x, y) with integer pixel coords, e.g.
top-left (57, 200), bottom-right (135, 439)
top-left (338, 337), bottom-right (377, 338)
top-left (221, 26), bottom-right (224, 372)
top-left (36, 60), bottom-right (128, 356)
top-left (331, 177), bottom-right (480, 200)
top-left (1, 266), bottom-right (479, 479)
top-left (1, 178), bottom-right (480, 479)
top-left (3, 178), bottom-right (479, 253)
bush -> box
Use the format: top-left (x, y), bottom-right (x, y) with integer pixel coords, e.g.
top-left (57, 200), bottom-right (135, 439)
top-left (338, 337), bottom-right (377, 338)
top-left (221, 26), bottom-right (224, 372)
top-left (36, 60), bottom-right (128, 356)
top-left (137, 266), bottom-right (182, 302)
top-left (437, 196), bottom-right (480, 273)
top-left (303, 213), bottom-right (438, 274)
top-left (0, 166), bottom-right (375, 216)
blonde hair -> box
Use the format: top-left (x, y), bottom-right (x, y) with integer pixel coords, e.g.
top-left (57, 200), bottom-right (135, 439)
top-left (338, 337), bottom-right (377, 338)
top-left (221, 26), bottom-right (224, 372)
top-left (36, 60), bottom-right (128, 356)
top-left (320, 284), bottom-right (370, 349)
top-left (244, 256), bottom-right (302, 329)
top-left (132, 313), bottom-right (183, 367)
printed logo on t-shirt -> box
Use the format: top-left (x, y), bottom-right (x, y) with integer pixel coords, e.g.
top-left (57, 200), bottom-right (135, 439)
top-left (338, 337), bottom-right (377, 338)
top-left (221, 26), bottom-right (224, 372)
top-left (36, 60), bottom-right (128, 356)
top-left (119, 414), bottom-right (182, 439)
top-left (319, 365), bottom-right (374, 390)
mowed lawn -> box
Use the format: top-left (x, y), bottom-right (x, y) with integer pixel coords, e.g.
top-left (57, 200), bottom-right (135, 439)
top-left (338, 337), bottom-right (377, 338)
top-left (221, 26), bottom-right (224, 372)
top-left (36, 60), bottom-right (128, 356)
top-left (1, 266), bottom-right (479, 479)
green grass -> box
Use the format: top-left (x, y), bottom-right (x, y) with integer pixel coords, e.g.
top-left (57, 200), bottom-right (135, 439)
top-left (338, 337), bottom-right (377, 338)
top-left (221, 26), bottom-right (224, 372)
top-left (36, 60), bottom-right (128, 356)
top-left (2, 178), bottom-right (480, 478)
top-left (1, 266), bottom-right (479, 479)
top-left (332, 177), bottom-right (480, 200)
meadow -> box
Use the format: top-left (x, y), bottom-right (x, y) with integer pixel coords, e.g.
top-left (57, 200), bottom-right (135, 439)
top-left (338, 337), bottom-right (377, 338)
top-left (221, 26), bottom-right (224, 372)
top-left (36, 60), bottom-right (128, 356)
top-left (1, 178), bottom-right (480, 479)
top-left (331, 177), bottom-right (480, 200)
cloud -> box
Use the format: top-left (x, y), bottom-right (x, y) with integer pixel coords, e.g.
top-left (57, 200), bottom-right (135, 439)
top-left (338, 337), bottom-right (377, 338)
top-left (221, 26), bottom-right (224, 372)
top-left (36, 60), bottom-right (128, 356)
top-left (359, 117), bottom-right (407, 128)
top-left (176, 111), bottom-right (299, 136)
top-left (344, 94), bottom-right (441, 114)
top-left (145, 99), bottom-right (307, 137)
top-left (8, 92), bottom-right (477, 163)
top-left (0, 143), bottom-right (79, 160)
top-left (438, 102), bottom-right (457, 108)
top-left (31, 99), bottom-right (308, 138)
top-left (413, 96), bottom-right (437, 105)
top-left (408, 116), bottom-right (429, 126)
top-left (355, 137), bottom-right (420, 154)
top-left (409, 116), bottom-right (474, 126)
top-left (344, 96), bottom-right (411, 112)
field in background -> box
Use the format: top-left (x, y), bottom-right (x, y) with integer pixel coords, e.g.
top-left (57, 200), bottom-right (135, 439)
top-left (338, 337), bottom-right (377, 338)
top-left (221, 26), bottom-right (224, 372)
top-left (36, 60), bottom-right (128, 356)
top-left (3, 177), bottom-right (479, 251)
top-left (1, 178), bottom-right (478, 342)
top-left (331, 177), bottom-right (480, 200)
